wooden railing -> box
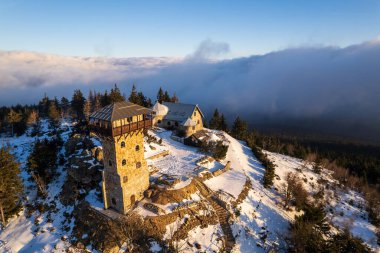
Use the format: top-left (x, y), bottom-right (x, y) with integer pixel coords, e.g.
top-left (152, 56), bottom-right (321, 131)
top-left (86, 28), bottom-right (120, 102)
top-left (90, 119), bottom-right (152, 137)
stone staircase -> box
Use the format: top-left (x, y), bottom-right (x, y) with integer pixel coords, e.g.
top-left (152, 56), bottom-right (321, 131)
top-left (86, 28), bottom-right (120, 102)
top-left (194, 179), bottom-right (236, 252)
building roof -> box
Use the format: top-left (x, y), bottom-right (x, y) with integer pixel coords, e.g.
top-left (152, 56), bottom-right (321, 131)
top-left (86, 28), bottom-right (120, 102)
top-left (182, 117), bottom-right (197, 127)
top-left (90, 101), bottom-right (152, 122)
top-left (160, 102), bottom-right (204, 122)
top-left (152, 101), bottom-right (169, 116)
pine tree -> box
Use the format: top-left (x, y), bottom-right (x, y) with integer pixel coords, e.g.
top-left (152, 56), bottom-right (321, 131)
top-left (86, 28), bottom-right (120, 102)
top-left (128, 85), bottom-right (140, 104)
top-left (38, 93), bottom-right (50, 116)
top-left (71, 89), bottom-right (86, 119)
top-left (48, 103), bottom-right (59, 127)
top-left (110, 84), bottom-right (125, 103)
top-left (220, 114), bottom-right (228, 132)
top-left (60, 97), bottom-right (70, 117)
top-left (27, 110), bottom-right (38, 126)
top-left (231, 116), bottom-right (248, 140)
top-left (101, 90), bottom-right (111, 107)
top-left (27, 139), bottom-right (58, 195)
top-left (163, 91), bottom-right (171, 102)
top-left (94, 93), bottom-right (101, 112)
top-left (209, 109), bottom-right (221, 130)
top-left (171, 93), bottom-right (179, 103)
top-left (157, 87), bottom-right (164, 103)
top-left (84, 99), bottom-right (91, 120)
top-left (0, 146), bottom-right (23, 225)
top-left (7, 109), bottom-right (22, 136)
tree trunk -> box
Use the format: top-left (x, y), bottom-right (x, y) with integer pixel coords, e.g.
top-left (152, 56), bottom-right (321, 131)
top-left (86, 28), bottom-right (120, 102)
top-left (0, 202), bottom-right (5, 227)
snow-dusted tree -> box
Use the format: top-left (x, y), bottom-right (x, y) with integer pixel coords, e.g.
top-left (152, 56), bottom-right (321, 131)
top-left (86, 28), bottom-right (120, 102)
top-left (0, 146), bottom-right (23, 225)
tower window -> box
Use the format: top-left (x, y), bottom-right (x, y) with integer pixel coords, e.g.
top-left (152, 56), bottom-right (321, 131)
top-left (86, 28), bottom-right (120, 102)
top-left (135, 145), bottom-right (140, 151)
top-left (122, 159), bottom-right (126, 166)
top-left (194, 111), bottom-right (196, 116)
top-left (121, 141), bottom-right (125, 148)
top-left (136, 162), bottom-right (142, 169)
top-left (108, 160), bottom-right (112, 166)
top-left (123, 176), bottom-right (128, 183)
top-left (112, 198), bottom-right (116, 206)
top-left (167, 121), bottom-right (171, 126)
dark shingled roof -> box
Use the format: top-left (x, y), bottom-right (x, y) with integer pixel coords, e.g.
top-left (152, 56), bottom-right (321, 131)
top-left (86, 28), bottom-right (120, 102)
top-left (90, 101), bottom-right (152, 122)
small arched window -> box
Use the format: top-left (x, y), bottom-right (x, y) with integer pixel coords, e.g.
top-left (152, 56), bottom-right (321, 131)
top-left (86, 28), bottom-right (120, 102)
top-left (194, 111), bottom-right (196, 116)
top-left (121, 141), bottom-right (125, 148)
top-left (167, 121), bottom-right (171, 126)
top-left (112, 198), bottom-right (116, 205)
top-left (123, 176), bottom-right (128, 183)
top-left (108, 160), bottom-right (112, 166)
top-left (122, 159), bottom-right (126, 166)
top-left (158, 119), bottom-right (162, 124)
top-left (136, 162), bottom-right (142, 169)
top-left (135, 145), bottom-right (140, 151)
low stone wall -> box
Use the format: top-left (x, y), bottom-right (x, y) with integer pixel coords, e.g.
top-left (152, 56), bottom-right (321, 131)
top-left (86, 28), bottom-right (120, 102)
top-left (212, 161), bottom-right (231, 177)
top-left (151, 179), bottom-right (198, 205)
top-left (231, 177), bottom-right (252, 208)
top-left (144, 203), bottom-right (205, 239)
top-left (146, 150), bottom-right (170, 160)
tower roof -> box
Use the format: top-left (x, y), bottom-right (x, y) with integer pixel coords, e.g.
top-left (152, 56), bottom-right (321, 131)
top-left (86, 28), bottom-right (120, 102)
top-left (90, 101), bottom-right (152, 122)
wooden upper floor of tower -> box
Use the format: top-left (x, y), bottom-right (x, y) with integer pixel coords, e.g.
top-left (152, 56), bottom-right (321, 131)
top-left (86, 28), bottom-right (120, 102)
top-left (89, 101), bottom-right (152, 137)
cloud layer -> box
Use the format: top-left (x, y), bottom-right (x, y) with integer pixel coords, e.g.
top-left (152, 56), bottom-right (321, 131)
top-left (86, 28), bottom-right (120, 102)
top-left (1, 39), bottom-right (380, 143)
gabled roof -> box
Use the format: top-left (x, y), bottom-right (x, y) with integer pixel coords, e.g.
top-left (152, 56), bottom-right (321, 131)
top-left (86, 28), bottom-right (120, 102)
top-left (182, 118), bottom-right (197, 127)
top-left (90, 101), bottom-right (152, 122)
top-left (161, 102), bottom-right (204, 122)
top-left (152, 101), bottom-right (169, 116)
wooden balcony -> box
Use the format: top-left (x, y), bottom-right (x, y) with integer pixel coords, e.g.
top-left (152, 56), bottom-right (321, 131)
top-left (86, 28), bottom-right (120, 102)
top-left (90, 119), bottom-right (152, 138)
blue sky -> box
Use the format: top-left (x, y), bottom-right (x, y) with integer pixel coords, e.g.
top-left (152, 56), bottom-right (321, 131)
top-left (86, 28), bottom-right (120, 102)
top-left (0, 0), bottom-right (379, 58)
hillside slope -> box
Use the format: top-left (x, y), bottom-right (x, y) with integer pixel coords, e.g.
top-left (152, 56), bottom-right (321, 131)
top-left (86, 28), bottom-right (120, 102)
top-left (0, 123), bottom-right (378, 252)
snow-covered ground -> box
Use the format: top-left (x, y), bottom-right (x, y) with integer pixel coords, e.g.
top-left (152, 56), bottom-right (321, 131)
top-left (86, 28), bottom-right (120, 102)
top-left (0, 120), bottom-right (77, 253)
top-left (1, 123), bottom-right (379, 252)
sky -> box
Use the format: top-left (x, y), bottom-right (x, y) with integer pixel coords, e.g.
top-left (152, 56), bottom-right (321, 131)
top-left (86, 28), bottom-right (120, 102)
top-left (0, 0), bottom-right (379, 58)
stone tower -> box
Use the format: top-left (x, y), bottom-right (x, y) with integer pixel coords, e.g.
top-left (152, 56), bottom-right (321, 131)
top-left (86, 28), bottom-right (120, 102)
top-left (89, 101), bottom-right (152, 214)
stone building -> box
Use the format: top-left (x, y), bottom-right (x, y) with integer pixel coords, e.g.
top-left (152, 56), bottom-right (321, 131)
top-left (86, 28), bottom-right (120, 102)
top-left (89, 101), bottom-right (152, 214)
top-left (152, 101), bottom-right (204, 137)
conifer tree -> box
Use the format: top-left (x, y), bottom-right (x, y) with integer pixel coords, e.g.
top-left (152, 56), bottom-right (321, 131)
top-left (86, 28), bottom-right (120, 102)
top-left (60, 97), bottom-right (70, 117)
top-left (27, 110), bottom-right (38, 126)
top-left (171, 93), bottom-right (179, 103)
top-left (128, 85), bottom-right (140, 104)
top-left (48, 103), bottom-right (60, 127)
top-left (220, 114), bottom-right (228, 132)
top-left (209, 109), bottom-right (221, 130)
top-left (93, 93), bottom-right (101, 112)
top-left (0, 146), bottom-right (23, 225)
top-left (101, 90), bottom-right (111, 107)
top-left (7, 109), bottom-right (22, 136)
top-left (163, 91), bottom-right (171, 102)
top-left (84, 99), bottom-right (91, 120)
top-left (157, 87), bottom-right (164, 103)
top-left (110, 84), bottom-right (125, 103)
top-left (231, 116), bottom-right (248, 140)
top-left (71, 89), bottom-right (86, 119)
top-left (27, 139), bottom-right (58, 195)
